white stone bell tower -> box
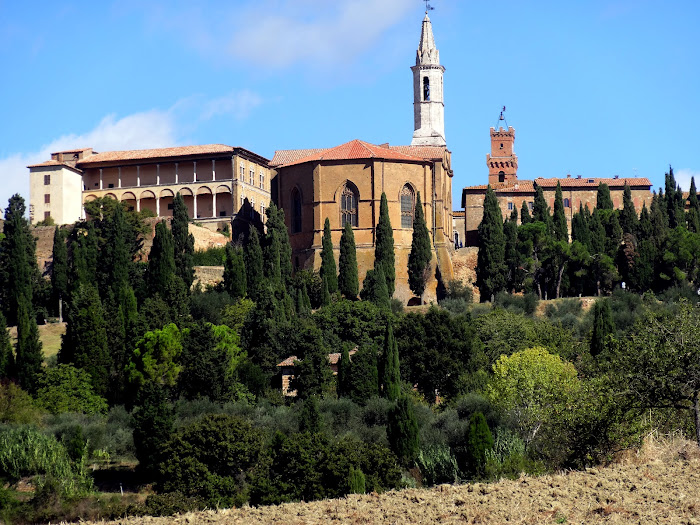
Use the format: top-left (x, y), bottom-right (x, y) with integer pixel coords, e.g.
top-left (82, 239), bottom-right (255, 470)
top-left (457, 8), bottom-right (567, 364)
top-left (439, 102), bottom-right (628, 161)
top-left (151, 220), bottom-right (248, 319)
top-left (411, 11), bottom-right (446, 147)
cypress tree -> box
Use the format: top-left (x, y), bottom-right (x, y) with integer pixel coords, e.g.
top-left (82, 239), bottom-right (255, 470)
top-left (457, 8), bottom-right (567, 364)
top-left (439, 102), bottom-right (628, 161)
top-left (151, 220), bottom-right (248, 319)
top-left (147, 221), bottom-right (176, 298)
top-left (263, 229), bottom-right (282, 289)
top-left (387, 397), bottom-right (419, 467)
top-left (687, 177), bottom-right (700, 233)
top-left (638, 203), bottom-right (653, 240)
top-left (596, 183), bottom-right (613, 210)
top-left (70, 222), bottom-right (99, 292)
top-left (466, 412), bottom-right (494, 478)
top-left (649, 192), bottom-right (668, 248)
top-left (381, 320), bottom-right (400, 401)
top-left (101, 202), bottom-right (132, 296)
top-left (620, 183), bottom-right (638, 235)
top-left (51, 226), bottom-right (69, 321)
top-left (552, 181), bottom-right (568, 242)
top-left (223, 244), bottom-right (247, 299)
top-left (172, 193), bottom-right (195, 290)
top-left (348, 345), bottom-right (379, 405)
top-left (503, 214), bottom-right (519, 292)
top-left (571, 203), bottom-right (591, 251)
top-left (532, 186), bottom-right (551, 228)
top-left (266, 203), bottom-right (293, 287)
top-left (15, 295), bottom-right (43, 394)
top-left (475, 186), bottom-right (506, 302)
top-left (0, 312), bottom-right (14, 378)
top-left (520, 201), bottom-right (532, 224)
top-left (320, 218), bottom-right (338, 294)
top-left (298, 395), bottom-right (322, 434)
top-left (590, 298), bottom-right (615, 357)
top-left (60, 283), bottom-right (111, 396)
top-left (407, 192), bottom-right (432, 302)
top-left (374, 193), bottom-right (396, 296)
top-left (0, 195), bottom-right (38, 325)
top-left (348, 467), bottom-right (366, 494)
top-left (360, 267), bottom-right (390, 309)
top-left (321, 278), bottom-right (331, 307)
top-left (664, 166), bottom-right (685, 229)
top-left (589, 210), bottom-right (606, 254)
top-left (604, 211), bottom-right (622, 258)
top-left (244, 226), bottom-right (264, 302)
top-left (338, 221), bottom-right (359, 300)
top-left (337, 346), bottom-right (352, 398)
top-left (132, 382), bottom-right (174, 476)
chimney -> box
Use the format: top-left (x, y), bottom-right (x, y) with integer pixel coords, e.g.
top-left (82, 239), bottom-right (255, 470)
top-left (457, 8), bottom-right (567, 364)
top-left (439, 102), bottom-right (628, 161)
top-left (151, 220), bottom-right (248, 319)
top-left (576, 175), bottom-right (582, 179)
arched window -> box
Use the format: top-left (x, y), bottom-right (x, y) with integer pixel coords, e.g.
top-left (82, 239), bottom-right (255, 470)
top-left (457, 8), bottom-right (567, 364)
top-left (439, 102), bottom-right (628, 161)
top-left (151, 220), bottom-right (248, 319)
top-left (400, 184), bottom-right (415, 229)
top-left (340, 183), bottom-right (358, 227)
top-left (291, 188), bottom-right (302, 233)
top-left (423, 76), bottom-right (430, 101)
top-left (563, 198), bottom-right (571, 208)
top-left (498, 170), bottom-right (505, 182)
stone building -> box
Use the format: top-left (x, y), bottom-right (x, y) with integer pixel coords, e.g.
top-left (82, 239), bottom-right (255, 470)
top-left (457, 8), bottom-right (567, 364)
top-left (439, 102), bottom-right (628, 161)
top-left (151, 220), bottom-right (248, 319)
top-left (461, 122), bottom-right (653, 245)
top-left (28, 144), bottom-right (271, 231)
top-left (270, 12), bottom-right (454, 303)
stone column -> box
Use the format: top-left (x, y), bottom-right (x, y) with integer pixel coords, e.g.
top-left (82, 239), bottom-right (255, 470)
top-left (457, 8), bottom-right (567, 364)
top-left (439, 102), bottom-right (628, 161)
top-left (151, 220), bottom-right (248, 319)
top-left (212, 193), bottom-right (217, 218)
top-left (137, 166), bottom-right (141, 187)
top-left (175, 162), bottom-right (179, 184)
top-left (99, 169), bottom-right (103, 190)
top-left (156, 197), bottom-right (160, 217)
top-left (193, 161), bottom-right (197, 182)
top-left (156, 164), bottom-right (160, 185)
top-left (194, 194), bottom-right (198, 218)
top-left (118, 167), bottom-right (122, 188)
top-left (136, 199), bottom-right (141, 212)
top-left (212, 159), bottom-right (216, 181)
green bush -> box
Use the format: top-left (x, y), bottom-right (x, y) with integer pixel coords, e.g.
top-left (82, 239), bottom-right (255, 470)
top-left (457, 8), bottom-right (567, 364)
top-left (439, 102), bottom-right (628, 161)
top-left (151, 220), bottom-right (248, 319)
top-left (0, 382), bottom-right (44, 424)
top-left (417, 443), bottom-right (459, 485)
top-left (348, 466), bottom-right (366, 494)
top-left (192, 246), bottom-right (226, 266)
top-left (465, 412), bottom-right (494, 478)
top-left (36, 365), bottom-right (108, 415)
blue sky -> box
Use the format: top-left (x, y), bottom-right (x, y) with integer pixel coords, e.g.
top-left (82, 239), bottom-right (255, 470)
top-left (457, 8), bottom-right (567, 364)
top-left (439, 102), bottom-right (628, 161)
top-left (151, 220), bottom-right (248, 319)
top-left (1, 0), bottom-right (698, 211)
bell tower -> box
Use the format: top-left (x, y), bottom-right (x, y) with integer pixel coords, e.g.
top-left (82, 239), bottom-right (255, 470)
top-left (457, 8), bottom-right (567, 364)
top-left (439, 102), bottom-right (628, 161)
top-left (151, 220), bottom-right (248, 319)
top-left (411, 11), bottom-right (446, 147)
top-left (487, 110), bottom-right (518, 185)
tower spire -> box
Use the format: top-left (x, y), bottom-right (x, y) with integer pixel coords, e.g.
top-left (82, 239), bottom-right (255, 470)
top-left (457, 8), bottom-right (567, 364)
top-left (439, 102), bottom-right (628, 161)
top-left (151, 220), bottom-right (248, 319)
top-left (411, 10), bottom-right (446, 147)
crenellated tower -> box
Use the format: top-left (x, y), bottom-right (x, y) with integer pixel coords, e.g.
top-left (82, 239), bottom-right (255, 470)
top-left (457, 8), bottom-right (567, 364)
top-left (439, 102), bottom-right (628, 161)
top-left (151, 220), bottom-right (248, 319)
top-left (411, 12), bottom-right (446, 147)
top-left (487, 125), bottom-right (518, 185)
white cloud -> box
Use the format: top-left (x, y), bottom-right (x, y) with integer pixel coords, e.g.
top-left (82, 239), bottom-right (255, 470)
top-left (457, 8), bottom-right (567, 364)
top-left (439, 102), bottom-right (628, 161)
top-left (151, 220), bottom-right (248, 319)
top-left (0, 109), bottom-right (177, 212)
top-left (674, 169), bottom-right (699, 191)
top-left (201, 90), bottom-right (263, 121)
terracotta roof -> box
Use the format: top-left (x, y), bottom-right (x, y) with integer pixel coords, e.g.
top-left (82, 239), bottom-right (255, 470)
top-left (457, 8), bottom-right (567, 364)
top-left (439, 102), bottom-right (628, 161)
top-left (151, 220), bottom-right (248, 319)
top-left (388, 145), bottom-right (446, 160)
top-left (535, 177), bottom-right (652, 188)
top-left (270, 148), bottom-right (326, 167)
top-left (463, 180), bottom-right (535, 194)
top-left (27, 160), bottom-right (70, 168)
top-left (277, 349), bottom-right (357, 368)
top-left (76, 144), bottom-right (236, 166)
top-left (453, 210), bottom-right (465, 217)
top-left (51, 147), bottom-right (93, 155)
top-left (279, 140), bottom-right (428, 167)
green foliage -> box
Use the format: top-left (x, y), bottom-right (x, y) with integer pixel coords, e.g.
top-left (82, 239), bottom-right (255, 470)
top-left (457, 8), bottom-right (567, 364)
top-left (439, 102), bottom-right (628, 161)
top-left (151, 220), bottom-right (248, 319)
top-left (360, 266), bottom-right (390, 309)
top-left (147, 221), bottom-right (177, 298)
top-left (520, 200), bottom-right (531, 224)
top-left (244, 226), bottom-right (264, 302)
top-left (126, 323), bottom-right (184, 389)
top-left (189, 289), bottom-right (232, 325)
top-left (291, 326), bottom-right (333, 400)
top-left (374, 193), bottom-right (396, 296)
top-left (15, 295), bottom-right (43, 394)
top-left (387, 397), bottom-right (419, 467)
top-left (0, 312), bottom-right (14, 378)
top-left (416, 443), bottom-right (459, 486)
top-left (320, 218), bottom-right (338, 294)
top-left (192, 246), bottom-right (226, 266)
top-left (465, 412), bottom-right (494, 478)
top-left (348, 466), bottom-right (366, 494)
top-left (596, 183), bottom-right (613, 210)
top-left (487, 346), bottom-right (581, 447)
top-left (407, 192), bottom-right (432, 300)
top-left (172, 193), bottom-right (195, 289)
top-left (223, 244), bottom-right (247, 299)
top-left (298, 395), bottom-right (322, 434)
top-left (381, 320), bottom-right (401, 401)
top-left (620, 183), bottom-right (638, 235)
top-left (51, 226), bottom-right (69, 317)
top-left (552, 181), bottom-right (568, 242)
top-left (265, 203), bottom-right (293, 288)
top-left (337, 345), bottom-right (352, 398)
top-left (590, 298), bottom-right (615, 357)
top-left (36, 365), bottom-right (108, 415)
top-left (0, 382), bottom-right (44, 424)
top-left (347, 345), bottom-right (379, 404)
top-left (221, 298), bottom-right (256, 334)
top-left (158, 414), bottom-right (265, 506)
top-left (338, 221), bottom-right (359, 300)
top-left (132, 382), bottom-right (174, 475)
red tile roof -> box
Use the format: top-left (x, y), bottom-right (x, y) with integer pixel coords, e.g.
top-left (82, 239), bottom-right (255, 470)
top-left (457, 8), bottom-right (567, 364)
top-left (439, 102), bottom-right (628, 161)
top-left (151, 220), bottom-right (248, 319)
top-left (278, 140), bottom-right (429, 167)
top-left (389, 145), bottom-right (446, 160)
top-left (27, 160), bottom-right (69, 168)
top-left (270, 148), bottom-right (326, 167)
top-left (453, 210), bottom-right (465, 217)
top-left (463, 180), bottom-right (535, 194)
top-left (535, 177), bottom-right (652, 188)
top-left (76, 144), bottom-right (238, 166)
top-left (277, 349), bottom-right (357, 368)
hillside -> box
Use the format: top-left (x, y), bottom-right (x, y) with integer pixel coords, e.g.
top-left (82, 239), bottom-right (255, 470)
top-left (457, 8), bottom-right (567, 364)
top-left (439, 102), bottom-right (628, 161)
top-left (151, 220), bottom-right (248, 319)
top-left (81, 438), bottom-right (700, 525)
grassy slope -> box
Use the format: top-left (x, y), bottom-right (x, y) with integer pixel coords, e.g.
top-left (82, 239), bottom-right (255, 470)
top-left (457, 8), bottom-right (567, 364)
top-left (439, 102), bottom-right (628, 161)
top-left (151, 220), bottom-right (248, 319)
top-left (8, 322), bottom-right (65, 362)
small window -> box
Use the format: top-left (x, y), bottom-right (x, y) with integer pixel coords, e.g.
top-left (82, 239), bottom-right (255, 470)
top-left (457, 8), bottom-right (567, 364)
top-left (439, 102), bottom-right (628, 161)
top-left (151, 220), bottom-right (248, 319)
top-left (500, 143), bottom-right (504, 149)
top-left (528, 201), bottom-right (534, 210)
top-left (249, 168), bottom-right (254, 185)
top-left (508, 202), bottom-right (513, 211)
top-left (400, 184), bottom-right (415, 228)
top-left (108, 183), bottom-right (114, 188)
top-left (94, 182), bottom-right (98, 187)
top-left (167, 203), bottom-right (174, 210)
top-left (44, 174), bottom-right (51, 185)
top-left (588, 179), bottom-right (595, 183)
top-left (220, 210), bottom-right (226, 217)
top-left (239, 164), bottom-right (245, 180)
top-left (340, 183), bottom-right (358, 227)
top-left (563, 198), bottom-right (571, 208)
top-left (44, 193), bottom-right (50, 204)
top-left (423, 76), bottom-right (430, 101)
top-left (498, 170), bottom-right (505, 183)
top-left (44, 211), bottom-right (51, 220)
top-left (259, 171), bottom-right (264, 189)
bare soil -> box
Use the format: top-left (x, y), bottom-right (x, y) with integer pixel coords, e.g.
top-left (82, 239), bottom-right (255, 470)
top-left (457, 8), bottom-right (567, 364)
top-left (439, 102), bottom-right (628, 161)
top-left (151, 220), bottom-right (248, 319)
top-left (78, 438), bottom-right (700, 525)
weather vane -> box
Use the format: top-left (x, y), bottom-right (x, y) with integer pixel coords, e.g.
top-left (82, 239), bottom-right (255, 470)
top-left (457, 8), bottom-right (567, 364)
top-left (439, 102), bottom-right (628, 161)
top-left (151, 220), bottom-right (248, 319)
top-left (424, 0), bottom-right (434, 13)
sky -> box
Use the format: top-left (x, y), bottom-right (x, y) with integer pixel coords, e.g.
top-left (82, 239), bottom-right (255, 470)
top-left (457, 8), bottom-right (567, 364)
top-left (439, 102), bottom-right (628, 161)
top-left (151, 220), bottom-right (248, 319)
top-left (1, 0), bottom-right (699, 212)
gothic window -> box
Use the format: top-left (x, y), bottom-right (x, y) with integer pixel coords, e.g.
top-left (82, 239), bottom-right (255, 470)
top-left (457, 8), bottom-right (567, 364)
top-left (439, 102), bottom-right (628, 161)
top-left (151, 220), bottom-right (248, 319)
top-left (291, 188), bottom-right (302, 233)
top-left (498, 170), bottom-right (505, 182)
top-left (564, 198), bottom-right (571, 208)
top-left (423, 76), bottom-right (430, 101)
top-left (340, 183), bottom-right (358, 228)
top-left (400, 184), bottom-right (415, 229)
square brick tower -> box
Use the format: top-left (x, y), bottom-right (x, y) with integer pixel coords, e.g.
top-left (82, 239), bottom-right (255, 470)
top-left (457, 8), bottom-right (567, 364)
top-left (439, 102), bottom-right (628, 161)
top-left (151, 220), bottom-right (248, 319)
top-left (487, 125), bottom-right (518, 185)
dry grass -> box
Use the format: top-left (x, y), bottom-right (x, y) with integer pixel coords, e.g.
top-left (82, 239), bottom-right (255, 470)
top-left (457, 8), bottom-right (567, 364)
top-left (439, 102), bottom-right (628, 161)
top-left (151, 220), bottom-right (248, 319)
top-left (78, 437), bottom-right (700, 525)
top-left (8, 322), bottom-right (66, 362)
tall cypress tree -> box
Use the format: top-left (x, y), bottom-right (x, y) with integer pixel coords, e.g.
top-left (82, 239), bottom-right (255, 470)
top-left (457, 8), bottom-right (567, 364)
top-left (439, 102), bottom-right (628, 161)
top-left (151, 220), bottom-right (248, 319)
top-left (223, 244), bottom-right (247, 299)
top-left (687, 177), bottom-right (700, 233)
top-left (147, 221), bottom-right (176, 298)
top-left (337, 346), bottom-right (352, 398)
top-left (503, 213), bottom-right (519, 292)
top-left (407, 192), bottom-right (432, 302)
top-left (244, 226), bottom-right (264, 302)
top-left (0, 312), bottom-right (14, 378)
top-left (172, 193), bottom-right (195, 290)
top-left (70, 222), bottom-right (99, 292)
top-left (589, 210), bottom-right (606, 255)
top-left (649, 192), bottom-right (668, 249)
top-left (263, 229), bottom-right (282, 289)
top-left (320, 218), bottom-right (338, 295)
top-left (0, 195), bottom-right (38, 325)
top-left (51, 226), bottom-right (69, 321)
top-left (552, 181), bottom-right (568, 242)
top-left (374, 193), bottom-right (396, 296)
top-left (475, 186), bottom-right (506, 302)
top-left (520, 201), bottom-right (532, 225)
top-left (532, 186), bottom-right (551, 228)
top-left (638, 203), bottom-right (653, 240)
top-left (664, 166), bottom-right (685, 229)
top-left (596, 183), bottom-right (613, 210)
top-left (381, 320), bottom-right (400, 401)
top-left (620, 183), bottom-right (638, 235)
top-left (571, 203), bottom-right (591, 251)
top-left (338, 221), bottom-right (359, 300)
top-left (590, 298), bottom-right (615, 357)
top-left (15, 295), bottom-right (43, 394)
top-left (387, 397), bottom-right (419, 467)
top-left (360, 267), bottom-right (390, 309)
top-left (266, 203), bottom-right (293, 288)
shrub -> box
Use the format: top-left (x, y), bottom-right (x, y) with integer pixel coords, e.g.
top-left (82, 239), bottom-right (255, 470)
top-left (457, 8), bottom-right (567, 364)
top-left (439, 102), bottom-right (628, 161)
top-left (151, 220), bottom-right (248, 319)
top-left (35, 365), bottom-right (108, 415)
top-left (348, 467), bottom-right (366, 494)
top-left (192, 246), bottom-right (226, 266)
top-left (0, 381), bottom-right (44, 424)
top-left (465, 412), bottom-right (494, 478)
top-left (189, 289), bottom-right (233, 325)
top-left (417, 443), bottom-right (459, 485)
top-left (387, 397), bottom-right (419, 467)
